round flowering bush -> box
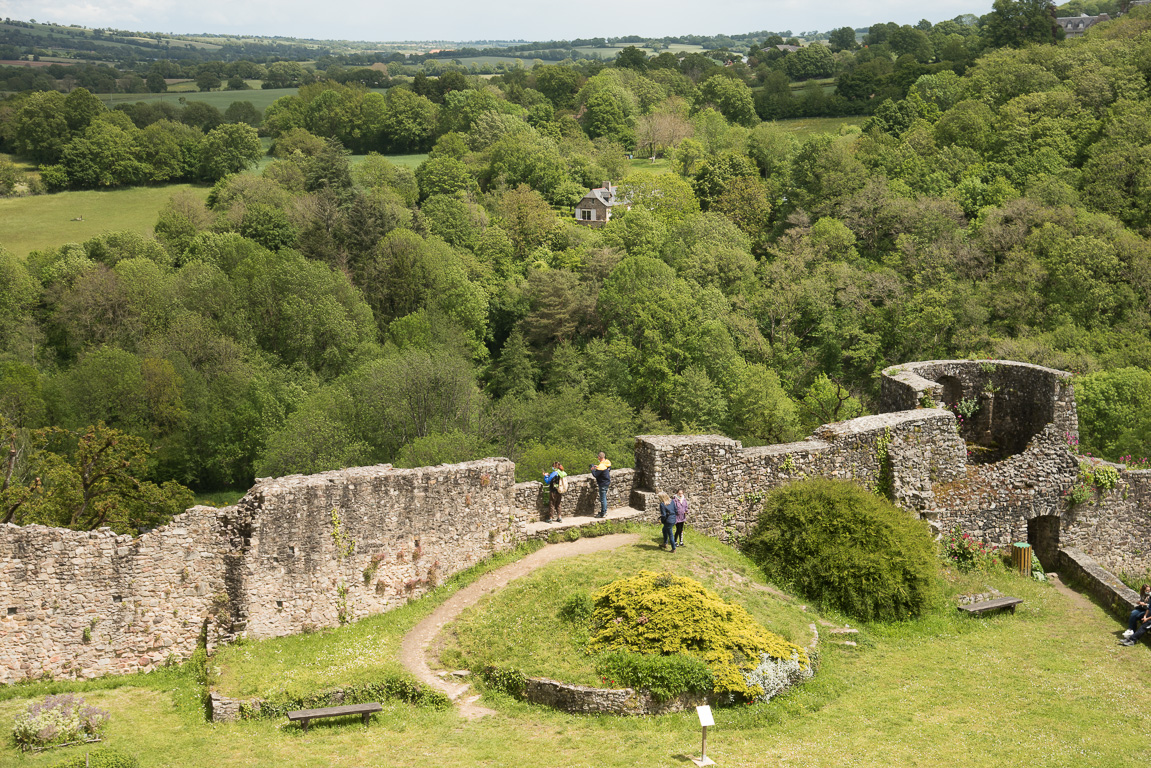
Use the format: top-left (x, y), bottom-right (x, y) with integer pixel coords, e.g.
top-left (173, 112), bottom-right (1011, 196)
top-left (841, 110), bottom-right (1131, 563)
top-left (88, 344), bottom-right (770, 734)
top-left (11, 694), bottom-right (109, 752)
top-left (587, 571), bottom-right (809, 701)
top-left (941, 527), bottom-right (1003, 572)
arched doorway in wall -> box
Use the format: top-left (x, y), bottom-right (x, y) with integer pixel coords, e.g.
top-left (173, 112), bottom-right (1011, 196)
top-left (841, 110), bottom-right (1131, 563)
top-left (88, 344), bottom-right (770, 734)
top-left (1028, 515), bottom-right (1061, 571)
top-left (938, 375), bottom-right (963, 407)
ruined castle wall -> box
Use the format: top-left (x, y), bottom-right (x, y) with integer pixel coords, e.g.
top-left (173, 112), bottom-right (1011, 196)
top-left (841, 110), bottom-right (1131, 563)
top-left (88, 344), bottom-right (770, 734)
top-left (1068, 468), bottom-right (1151, 577)
top-left (514, 469), bottom-right (636, 520)
top-left (0, 507), bottom-right (229, 685)
top-left (932, 423), bottom-right (1078, 549)
top-left (880, 360), bottom-right (1078, 455)
top-left (234, 459), bottom-right (520, 639)
top-left (632, 410), bottom-right (966, 542)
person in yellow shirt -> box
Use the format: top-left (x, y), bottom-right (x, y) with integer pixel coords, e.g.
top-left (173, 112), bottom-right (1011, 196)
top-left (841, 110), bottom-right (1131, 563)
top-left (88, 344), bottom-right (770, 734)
top-left (589, 452), bottom-right (611, 518)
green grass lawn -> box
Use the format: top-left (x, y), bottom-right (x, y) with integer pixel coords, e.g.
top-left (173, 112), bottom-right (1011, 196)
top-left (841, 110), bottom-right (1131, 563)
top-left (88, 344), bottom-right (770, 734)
top-left (1, 525), bottom-right (1146, 767)
top-left (383, 153), bottom-right (428, 170)
top-left (0, 184), bottom-right (210, 258)
top-left (772, 115), bottom-right (863, 137)
top-left (439, 528), bottom-right (815, 685)
top-left (96, 88), bottom-right (395, 114)
top-left (626, 156), bottom-right (672, 174)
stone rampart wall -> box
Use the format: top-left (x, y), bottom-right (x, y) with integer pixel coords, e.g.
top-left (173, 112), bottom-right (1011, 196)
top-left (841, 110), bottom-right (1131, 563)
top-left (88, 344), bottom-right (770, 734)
top-left (1058, 548), bottom-right (1141, 620)
top-left (2, 358), bottom-right (1148, 685)
top-left (880, 360), bottom-right (1078, 457)
top-left (513, 469), bottom-right (635, 520)
top-left (234, 459), bottom-right (520, 639)
top-left (631, 410), bottom-right (966, 542)
top-left (932, 423), bottom-right (1077, 549)
top-left (0, 507), bottom-right (230, 685)
top-left (1070, 468), bottom-right (1151, 578)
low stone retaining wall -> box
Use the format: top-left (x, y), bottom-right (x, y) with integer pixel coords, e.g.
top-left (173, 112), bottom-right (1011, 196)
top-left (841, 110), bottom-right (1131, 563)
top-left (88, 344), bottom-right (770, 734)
top-left (523, 677), bottom-right (712, 715)
top-left (208, 692), bottom-right (261, 722)
top-left (1057, 547), bottom-right (1141, 620)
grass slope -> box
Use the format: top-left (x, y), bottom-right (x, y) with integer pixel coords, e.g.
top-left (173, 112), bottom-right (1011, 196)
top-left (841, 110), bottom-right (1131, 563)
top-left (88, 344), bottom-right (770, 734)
top-left (439, 527), bottom-right (814, 685)
top-left (0, 530), bottom-right (1147, 767)
top-left (0, 184), bottom-right (210, 258)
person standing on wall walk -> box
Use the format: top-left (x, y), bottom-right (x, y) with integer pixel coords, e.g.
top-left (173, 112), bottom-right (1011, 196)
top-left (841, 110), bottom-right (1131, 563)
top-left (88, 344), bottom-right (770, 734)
top-left (543, 462), bottom-right (567, 523)
top-left (590, 452), bottom-right (612, 518)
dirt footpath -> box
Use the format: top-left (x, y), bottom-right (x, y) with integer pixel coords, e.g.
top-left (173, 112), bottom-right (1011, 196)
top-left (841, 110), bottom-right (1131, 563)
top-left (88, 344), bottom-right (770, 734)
top-left (398, 533), bottom-right (640, 719)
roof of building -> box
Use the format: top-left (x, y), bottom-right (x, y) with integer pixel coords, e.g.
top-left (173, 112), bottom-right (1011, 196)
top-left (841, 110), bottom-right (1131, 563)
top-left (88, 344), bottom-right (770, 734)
top-left (578, 183), bottom-right (625, 207)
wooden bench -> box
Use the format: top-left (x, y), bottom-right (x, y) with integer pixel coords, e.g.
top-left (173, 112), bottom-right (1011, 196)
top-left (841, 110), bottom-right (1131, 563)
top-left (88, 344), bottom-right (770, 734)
top-left (287, 702), bottom-right (382, 732)
top-left (958, 597), bottom-right (1023, 616)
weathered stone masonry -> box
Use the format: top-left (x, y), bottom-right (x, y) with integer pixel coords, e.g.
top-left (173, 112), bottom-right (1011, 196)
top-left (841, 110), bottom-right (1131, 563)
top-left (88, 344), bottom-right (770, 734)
top-left (1, 459), bottom-right (522, 683)
top-left (2, 359), bottom-right (1149, 684)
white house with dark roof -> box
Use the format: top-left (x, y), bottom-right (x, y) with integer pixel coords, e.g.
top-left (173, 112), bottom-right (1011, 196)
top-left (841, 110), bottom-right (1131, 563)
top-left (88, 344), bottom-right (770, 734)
top-left (574, 182), bottom-right (628, 227)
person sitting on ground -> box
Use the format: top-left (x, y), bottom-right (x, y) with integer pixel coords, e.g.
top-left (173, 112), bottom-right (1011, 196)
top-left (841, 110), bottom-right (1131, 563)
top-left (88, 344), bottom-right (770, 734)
top-left (673, 489), bottom-right (689, 547)
top-left (658, 491), bottom-right (677, 552)
top-left (543, 462), bottom-right (567, 523)
top-left (1124, 584), bottom-right (1151, 638)
top-left (590, 452), bottom-right (611, 518)
top-left (1121, 598), bottom-right (1151, 646)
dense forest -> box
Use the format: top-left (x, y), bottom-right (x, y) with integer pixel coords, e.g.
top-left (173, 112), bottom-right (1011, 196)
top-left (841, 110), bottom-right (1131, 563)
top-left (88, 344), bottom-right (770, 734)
top-left (2, 4), bottom-right (1151, 535)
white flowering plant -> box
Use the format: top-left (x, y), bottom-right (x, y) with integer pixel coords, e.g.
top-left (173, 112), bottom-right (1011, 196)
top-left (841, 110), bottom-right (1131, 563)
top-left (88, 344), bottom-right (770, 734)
top-left (11, 693), bottom-right (109, 751)
top-left (741, 650), bottom-right (813, 703)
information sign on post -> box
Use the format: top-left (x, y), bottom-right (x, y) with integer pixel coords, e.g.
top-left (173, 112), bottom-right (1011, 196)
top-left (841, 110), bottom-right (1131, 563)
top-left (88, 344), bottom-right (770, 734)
top-left (691, 705), bottom-right (716, 767)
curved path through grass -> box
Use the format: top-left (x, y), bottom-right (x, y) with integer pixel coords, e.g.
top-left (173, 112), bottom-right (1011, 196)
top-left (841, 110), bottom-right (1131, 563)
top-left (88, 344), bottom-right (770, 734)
top-left (399, 533), bottom-right (639, 719)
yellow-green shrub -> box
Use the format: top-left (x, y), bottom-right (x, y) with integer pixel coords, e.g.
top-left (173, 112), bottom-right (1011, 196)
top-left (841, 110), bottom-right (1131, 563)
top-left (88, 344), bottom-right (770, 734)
top-left (587, 571), bottom-right (808, 699)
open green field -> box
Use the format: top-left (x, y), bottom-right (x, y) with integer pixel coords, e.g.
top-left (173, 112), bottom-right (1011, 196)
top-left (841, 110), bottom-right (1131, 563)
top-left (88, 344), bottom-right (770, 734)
top-left (626, 156), bottom-right (672, 174)
top-left (572, 44), bottom-right (707, 57)
top-left (1, 526), bottom-right (1146, 768)
top-left (0, 184), bottom-right (209, 258)
top-left (98, 87), bottom-right (308, 112)
top-left (384, 153), bottom-right (428, 170)
top-left (773, 115), bottom-right (863, 136)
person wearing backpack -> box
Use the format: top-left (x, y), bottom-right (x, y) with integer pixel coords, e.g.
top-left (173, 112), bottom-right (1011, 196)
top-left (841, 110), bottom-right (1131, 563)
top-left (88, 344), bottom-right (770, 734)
top-left (589, 452), bottom-right (612, 518)
top-left (543, 462), bottom-right (567, 523)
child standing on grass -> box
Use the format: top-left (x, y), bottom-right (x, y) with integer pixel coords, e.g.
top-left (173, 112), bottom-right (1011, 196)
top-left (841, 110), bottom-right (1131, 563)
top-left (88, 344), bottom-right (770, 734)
top-left (673, 489), bottom-right (688, 547)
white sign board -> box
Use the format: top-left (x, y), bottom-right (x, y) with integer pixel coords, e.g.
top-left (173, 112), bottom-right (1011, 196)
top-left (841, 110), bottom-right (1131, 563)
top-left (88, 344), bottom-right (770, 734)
top-left (696, 705), bottom-right (714, 727)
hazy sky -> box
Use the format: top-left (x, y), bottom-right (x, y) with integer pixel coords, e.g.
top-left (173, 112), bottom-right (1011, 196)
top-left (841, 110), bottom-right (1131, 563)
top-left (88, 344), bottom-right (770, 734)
top-left (3, 0), bottom-right (995, 42)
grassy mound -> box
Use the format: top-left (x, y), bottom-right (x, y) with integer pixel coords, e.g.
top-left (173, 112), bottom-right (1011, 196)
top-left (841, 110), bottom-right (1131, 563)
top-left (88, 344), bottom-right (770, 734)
top-left (744, 479), bottom-right (940, 622)
top-left (587, 571), bottom-right (810, 699)
top-left (441, 529), bottom-right (816, 701)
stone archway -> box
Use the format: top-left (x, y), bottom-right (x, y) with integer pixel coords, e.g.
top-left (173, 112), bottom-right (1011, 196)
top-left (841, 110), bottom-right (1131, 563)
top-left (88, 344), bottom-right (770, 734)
top-left (1027, 515), bottom-right (1061, 572)
top-left (938, 375), bottom-right (963, 407)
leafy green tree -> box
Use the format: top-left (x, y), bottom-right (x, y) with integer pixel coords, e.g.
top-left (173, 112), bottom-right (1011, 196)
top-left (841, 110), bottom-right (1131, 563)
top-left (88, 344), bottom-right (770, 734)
top-left (982, 0), bottom-right (1064, 48)
top-left (583, 91), bottom-right (633, 146)
top-left (534, 65), bottom-right (582, 109)
top-left (415, 156), bottom-right (476, 200)
top-left (783, 44), bottom-right (836, 80)
top-left (1074, 367), bottom-right (1151, 460)
top-left (19, 422), bottom-right (193, 534)
top-left (11, 90), bottom-right (70, 163)
top-left (381, 88), bottom-right (439, 152)
top-left (234, 248), bottom-right (377, 377)
top-left (59, 119), bottom-right (147, 189)
top-left (829, 27), bottom-right (858, 52)
top-left (696, 76), bottom-right (758, 127)
top-left (489, 329), bottom-right (539, 399)
top-left (198, 123), bottom-right (262, 182)
top-left (728, 363), bottom-right (800, 443)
